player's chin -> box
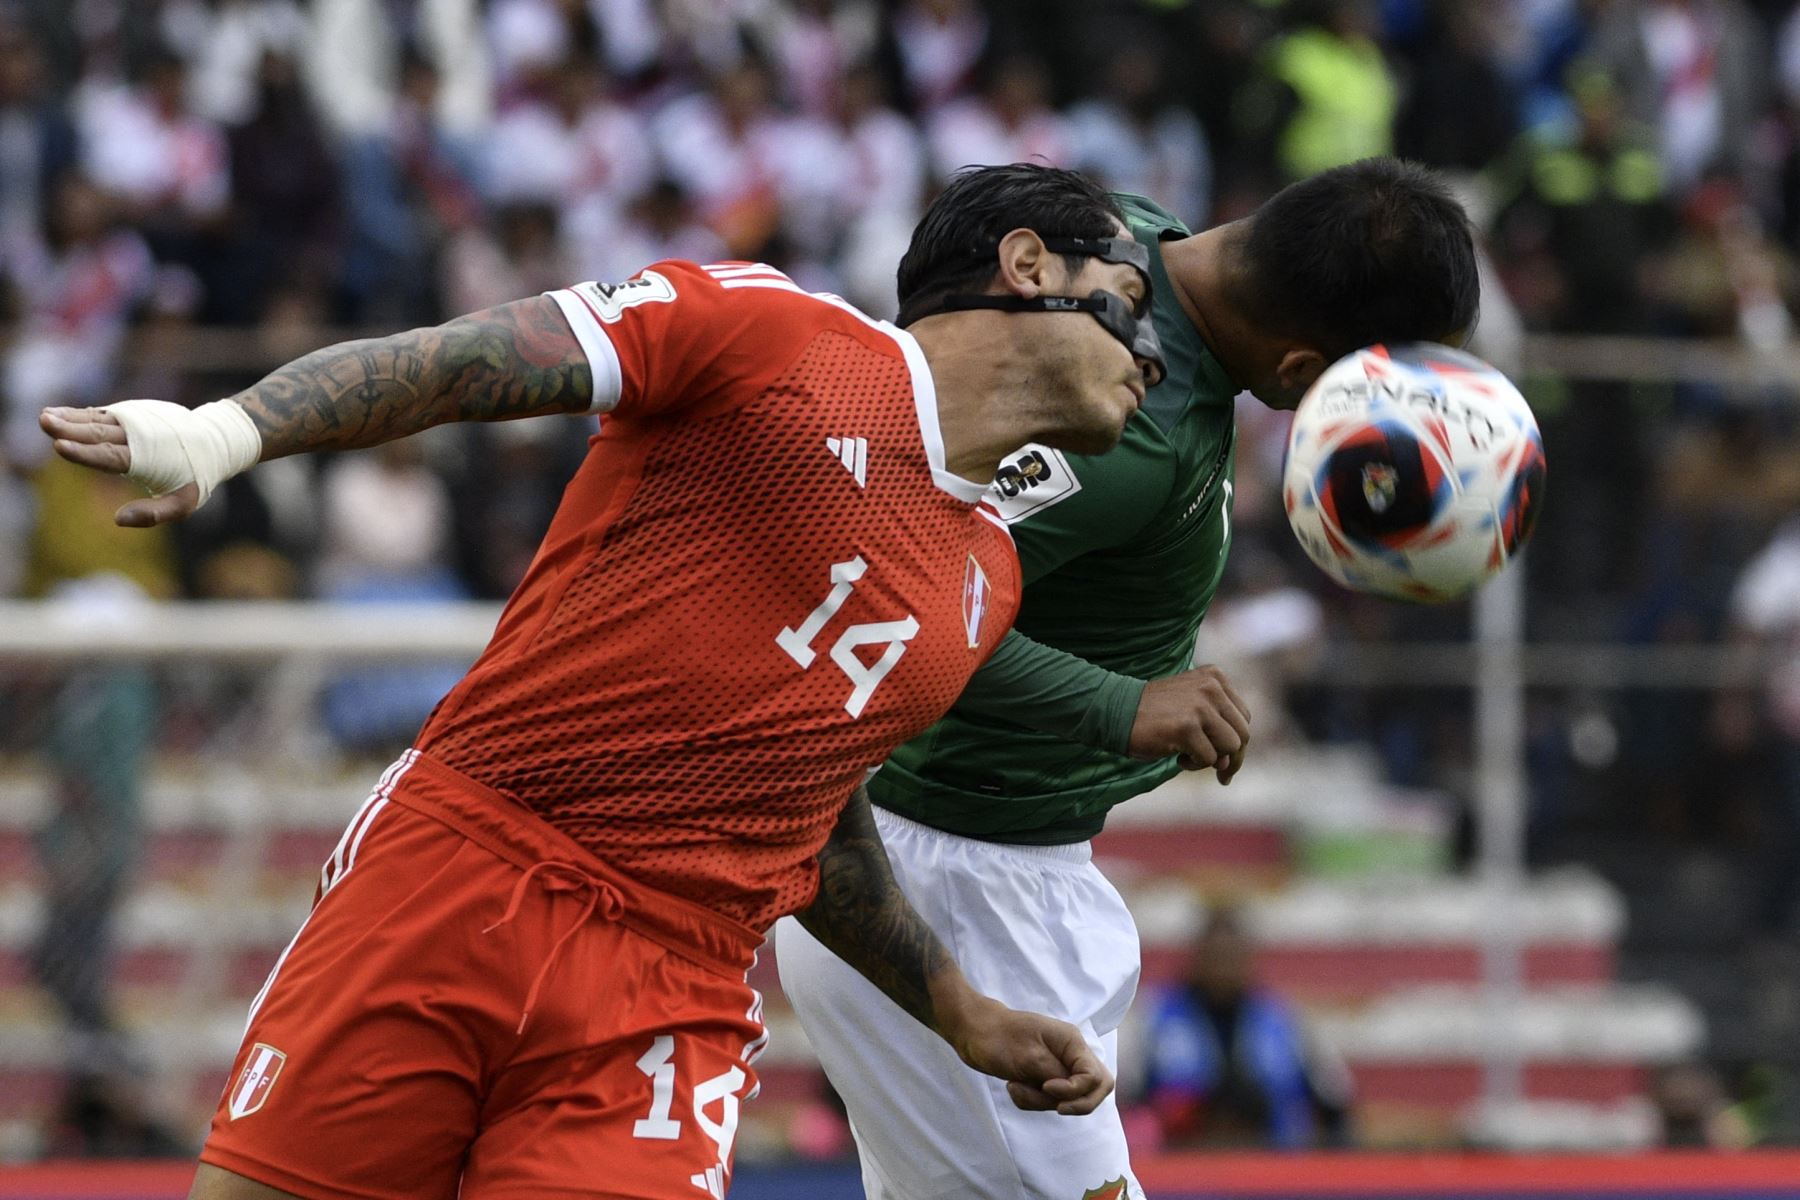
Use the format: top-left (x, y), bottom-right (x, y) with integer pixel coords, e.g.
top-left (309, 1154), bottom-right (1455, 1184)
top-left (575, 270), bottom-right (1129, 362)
top-left (1050, 428), bottom-right (1122, 457)
top-left (1043, 407), bottom-right (1129, 457)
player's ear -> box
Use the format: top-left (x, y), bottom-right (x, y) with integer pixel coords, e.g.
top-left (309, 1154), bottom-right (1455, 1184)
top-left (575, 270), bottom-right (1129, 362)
top-left (1275, 347), bottom-right (1328, 396)
top-left (994, 229), bottom-right (1050, 299)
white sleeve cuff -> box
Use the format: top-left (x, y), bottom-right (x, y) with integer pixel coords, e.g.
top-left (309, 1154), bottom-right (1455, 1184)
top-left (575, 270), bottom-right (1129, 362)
top-left (546, 288), bottom-right (624, 413)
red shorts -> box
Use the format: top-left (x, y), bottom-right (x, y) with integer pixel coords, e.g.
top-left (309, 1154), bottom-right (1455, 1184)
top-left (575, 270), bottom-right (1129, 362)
top-left (202, 751), bottom-right (768, 1200)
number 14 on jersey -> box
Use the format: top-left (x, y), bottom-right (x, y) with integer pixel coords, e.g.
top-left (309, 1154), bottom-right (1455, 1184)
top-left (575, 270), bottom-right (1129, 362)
top-left (777, 556), bottom-right (919, 718)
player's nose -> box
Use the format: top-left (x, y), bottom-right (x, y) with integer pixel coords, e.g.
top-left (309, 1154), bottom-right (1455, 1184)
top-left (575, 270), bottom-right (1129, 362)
top-left (1133, 353), bottom-right (1162, 389)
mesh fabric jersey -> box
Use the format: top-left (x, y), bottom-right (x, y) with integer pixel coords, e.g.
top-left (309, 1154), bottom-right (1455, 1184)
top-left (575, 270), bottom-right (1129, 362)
top-left (419, 261), bottom-right (1020, 931)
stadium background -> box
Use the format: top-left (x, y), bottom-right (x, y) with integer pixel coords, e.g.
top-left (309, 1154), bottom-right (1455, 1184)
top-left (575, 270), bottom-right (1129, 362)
top-left (6, 0), bottom-right (1800, 1194)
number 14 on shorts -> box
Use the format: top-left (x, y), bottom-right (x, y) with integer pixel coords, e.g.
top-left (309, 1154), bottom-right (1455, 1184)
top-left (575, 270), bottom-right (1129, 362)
top-left (633, 1035), bottom-right (746, 1198)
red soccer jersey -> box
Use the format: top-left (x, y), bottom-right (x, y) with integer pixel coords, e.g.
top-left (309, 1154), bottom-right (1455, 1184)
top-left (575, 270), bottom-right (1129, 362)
top-left (417, 261), bottom-right (1020, 933)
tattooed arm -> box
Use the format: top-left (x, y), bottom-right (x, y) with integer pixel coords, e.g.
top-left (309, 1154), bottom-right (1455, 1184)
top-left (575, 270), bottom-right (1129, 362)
top-left (794, 784), bottom-right (955, 1030)
top-left (234, 297), bottom-right (592, 459)
top-left (38, 297), bottom-right (590, 525)
top-left (795, 785), bottom-right (1115, 1115)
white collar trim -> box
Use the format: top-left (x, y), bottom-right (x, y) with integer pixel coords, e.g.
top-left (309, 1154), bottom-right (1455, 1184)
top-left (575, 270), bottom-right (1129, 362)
top-left (759, 283), bottom-right (990, 505)
top-left (880, 324), bottom-right (990, 504)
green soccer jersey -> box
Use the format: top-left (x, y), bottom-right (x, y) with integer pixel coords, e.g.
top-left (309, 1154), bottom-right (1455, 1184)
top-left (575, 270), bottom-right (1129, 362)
top-left (871, 194), bottom-right (1240, 844)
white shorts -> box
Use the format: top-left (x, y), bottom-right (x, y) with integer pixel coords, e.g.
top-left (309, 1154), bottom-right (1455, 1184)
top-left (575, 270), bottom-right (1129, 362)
top-left (774, 806), bottom-right (1144, 1200)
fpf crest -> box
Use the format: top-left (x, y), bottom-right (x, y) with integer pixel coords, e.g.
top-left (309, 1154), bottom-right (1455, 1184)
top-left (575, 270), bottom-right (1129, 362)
top-left (962, 556), bottom-right (991, 649)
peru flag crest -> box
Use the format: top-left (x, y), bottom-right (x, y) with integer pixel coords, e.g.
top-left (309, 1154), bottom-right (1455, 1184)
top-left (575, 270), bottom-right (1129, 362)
top-left (228, 1043), bottom-right (287, 1120)
top-left (962, 555), bottom-right (991, 649)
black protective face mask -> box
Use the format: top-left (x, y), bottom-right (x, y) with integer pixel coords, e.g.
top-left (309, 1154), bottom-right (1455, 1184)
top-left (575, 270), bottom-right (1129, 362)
top-left (898, 236), bottom-right (1167, 388)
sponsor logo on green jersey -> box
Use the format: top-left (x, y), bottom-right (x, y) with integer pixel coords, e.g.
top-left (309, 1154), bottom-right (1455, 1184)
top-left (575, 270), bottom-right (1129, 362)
top-left (989, 445), bottom-right (1082, 523)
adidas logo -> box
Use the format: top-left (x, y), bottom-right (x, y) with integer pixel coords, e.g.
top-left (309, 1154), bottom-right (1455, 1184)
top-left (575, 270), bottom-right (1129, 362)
top-left (826, 436), bottom-right (868, 488)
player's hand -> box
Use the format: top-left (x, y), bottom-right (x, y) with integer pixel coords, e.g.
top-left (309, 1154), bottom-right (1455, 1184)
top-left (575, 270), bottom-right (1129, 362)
top-left (944, 995), bottom-right (1114, 1116)
top-left (1126, 664), bottom-right (1252, 784)
top-left (39, 406), bottom-right (202, 527)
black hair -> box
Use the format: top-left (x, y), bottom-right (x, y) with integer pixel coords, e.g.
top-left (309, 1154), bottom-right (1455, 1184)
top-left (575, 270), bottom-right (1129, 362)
top-left (896, 163), bottom-right (1125, 327)
top-left (1239, 157), bottom-right (1479, 357)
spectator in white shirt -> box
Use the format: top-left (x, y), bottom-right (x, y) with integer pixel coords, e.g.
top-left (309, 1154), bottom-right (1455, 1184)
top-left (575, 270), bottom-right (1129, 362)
top-left (1591, 0), bottom-right (1765, 196)
top-left (569, 176), bottom-right (726, 288)
top-left (926, 54), bottom-right (1069, 182)
top-left (316, 436), bottom-right (470, 750)
top-left (485, 53), bottom-right (655, 216)
top-left (78, 50), bottom-right (229, 227)
top-left (888, 0), bottom-right (989, 114)
top-left (1067, 43), bottom-right (1212, 231)
top-left (2, 173), bottom-right (154, 451)
top-left (305, 0), bottom-right (489, 143)
top-left (832, 62), bottom-right (925, 318)
top-left (652, 59), bottom-right (848, 260)
top-left (486, 0), bottom-right (582, 97)
top-left (759, 0), bottom-right (879, 118)
top-left (1723, 515), bottom-right (1800, 934)
top-left (441, 200), bottom-right (575, 317)
top-left (163, 0), bottom-right (309, 127)
top-left (833, 61), bottom-right (925, 221)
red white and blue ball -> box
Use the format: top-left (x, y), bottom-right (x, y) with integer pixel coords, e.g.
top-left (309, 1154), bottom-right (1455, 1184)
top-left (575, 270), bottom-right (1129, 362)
top-left (1281, 343), bottom-right (1546, 603)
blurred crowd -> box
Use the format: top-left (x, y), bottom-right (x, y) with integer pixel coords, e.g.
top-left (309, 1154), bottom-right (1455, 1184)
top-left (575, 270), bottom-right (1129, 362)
top-left (10, 0), bottom-right (1800, 1156)
top-left (2, 0), bottom-right (1800, 617)
top-left (4, 9), bottom-right (1800, 857)
top-left (9, 0), bottom-right (1800, 934)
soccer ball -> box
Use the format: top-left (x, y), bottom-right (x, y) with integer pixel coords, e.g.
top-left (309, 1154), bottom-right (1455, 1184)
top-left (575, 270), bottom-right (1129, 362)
top-left (1281, 343), bottom-right (1546, 603)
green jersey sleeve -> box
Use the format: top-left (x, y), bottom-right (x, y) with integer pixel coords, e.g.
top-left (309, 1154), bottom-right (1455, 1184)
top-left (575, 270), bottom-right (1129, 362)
top-left (951, 628), bottom-right (1146, 754)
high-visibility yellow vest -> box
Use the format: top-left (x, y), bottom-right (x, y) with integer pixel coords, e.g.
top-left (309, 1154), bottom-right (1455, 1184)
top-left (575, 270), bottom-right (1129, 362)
top-left (1269, 28), bottom-right (1397, 178)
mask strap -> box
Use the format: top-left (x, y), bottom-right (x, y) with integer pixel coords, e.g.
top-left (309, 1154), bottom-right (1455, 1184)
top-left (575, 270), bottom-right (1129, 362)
top-left (921, 292), bottom-right (1167, 387)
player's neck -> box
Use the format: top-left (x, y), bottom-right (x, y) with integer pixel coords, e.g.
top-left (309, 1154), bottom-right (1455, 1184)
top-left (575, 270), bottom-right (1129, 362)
top-left (1160, 225), bottom-right (1260, 390)
top-left (908, 317), bottom-right (1037, 486)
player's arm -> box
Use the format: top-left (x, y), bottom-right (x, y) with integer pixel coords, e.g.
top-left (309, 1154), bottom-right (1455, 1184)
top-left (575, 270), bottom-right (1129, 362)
top-left (956, 628), bottom-right (1253, 782)
top-left (979, 436), bottom-right (1253, 776)
top-left (795, 784), bottom-right (1114, 1116)
top-left (39, 296), bottom-right (591, 527)
top-left (237, 297), bottom-right (592, 456)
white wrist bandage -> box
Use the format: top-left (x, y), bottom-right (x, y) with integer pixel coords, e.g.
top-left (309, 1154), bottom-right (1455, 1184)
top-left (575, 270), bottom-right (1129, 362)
top-left (101, 399), bottom-right (263, 508)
